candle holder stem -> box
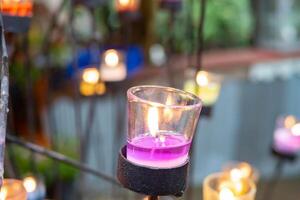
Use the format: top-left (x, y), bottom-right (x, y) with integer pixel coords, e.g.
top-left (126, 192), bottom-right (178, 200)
top-left (262, 158), bottom-right (285, 200)
top-left (146, 196), bottom-right (159, 200)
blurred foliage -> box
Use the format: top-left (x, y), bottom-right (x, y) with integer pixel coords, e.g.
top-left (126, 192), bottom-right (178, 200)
top-left (6, 136), bottom-right (79, 186)
top-left (155, 0), bottom-right (253, 53)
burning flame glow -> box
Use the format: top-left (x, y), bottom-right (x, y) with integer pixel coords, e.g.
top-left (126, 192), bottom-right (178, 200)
top-left (104, 49), bottom-right (119, 67)
top-left (82, 68), bottom-right (100, 84)
top-left (148, 107), bottom-right (159, 137)
top-left (219, 187), bottom-right (235, 200)
top-left (23, 176), bottom-right (37, 193)
top-left (291, 123), bottom-right (300, 136)
top-left (284, 115), bottom-right (297, 129)
top-left (196, 71), bottom-right (209, 86)
top-left (0, 187), bottom-right (7, 200)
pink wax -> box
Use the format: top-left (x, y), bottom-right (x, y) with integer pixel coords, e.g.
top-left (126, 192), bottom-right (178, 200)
top-left (127, 133), bottom-right (191, 168)
top-left (274, 128), bottom-right (300, 154)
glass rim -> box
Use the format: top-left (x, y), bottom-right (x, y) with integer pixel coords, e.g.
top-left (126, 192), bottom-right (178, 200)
top-left (204, 172), bottom-right (257, 198)
top-left (127, 85), bottom-right (203, 109)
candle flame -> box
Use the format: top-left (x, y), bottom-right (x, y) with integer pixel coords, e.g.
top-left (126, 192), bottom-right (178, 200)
top-left (196, 71), bottom-right (209, 86)
top-left (284, 115), bottom-right (297, 129)
top-left (148, 107), bottom-right (159, 137)
top-left (219, 187), bottom-right (235, 200)
top-left (230, 168), bottom-right (243, 182)
top-left (119, 0), bottom-right (130, 6)
top-left (104, 49), bottom-right (119, 67)
top-left (82, 68), bottom-right (100, 84)
top-left (0, 187), bottom-right (7, 200)
top-left (23, 176), bottom-right (37, 193)
top-left (291, 123), bottom-right (300, 136)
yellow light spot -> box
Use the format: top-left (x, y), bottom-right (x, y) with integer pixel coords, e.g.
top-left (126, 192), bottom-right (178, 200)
top-left (230, 168), bottom-right (243, 182)
top-left (284, 115), bottom-right (297, 129)
top-left (80, 81), bottom-right (95, 96)
top-left (95, 82), bottom-right (106, 95)
top-left (196, 71), bottom-right (209, 86)
top-left (148, 107), bottom-right (159, 137)
top-left (291, 123), bottom-right (300, 136)
top-left (219, 187), bottom-right (235, 200)
top-left (104, 49), bottom-right (119, 67)
top-left (0, 187), bottom-right (7, 200)
top-left (23, 176), bottom-right (37, 193)
top-left (239, 162), bottom-right (252, 179)
top-left (82, 68), bottom-right (100, 84)
top-left (119, 0), bottom-right (130, 6)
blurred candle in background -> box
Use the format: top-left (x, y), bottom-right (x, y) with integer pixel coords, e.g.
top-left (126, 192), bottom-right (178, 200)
top-left (115, 0), bottom-right (140, 13)
top-left (273, 115), bottom-right (300, 155)
top-left (203, 172), bottom-right (256, 200)
top-left (0, 179), bottom-right (27, 200)
top-left (222, 161), bottom-right (259, 183)
top-left (100, 49), bottom-right (127, 82)
top-left (0, 0), bottom-right (33, 17)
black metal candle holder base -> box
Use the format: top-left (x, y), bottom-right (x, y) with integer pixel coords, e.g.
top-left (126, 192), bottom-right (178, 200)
top-left (201, 106), bottom-right (212, 117)
top-left (117, 146), bottom-right (189, 197)
top-left (3, 15), bottom-right (31, 33)
top-left (271, 147), bottom-right (297, 162)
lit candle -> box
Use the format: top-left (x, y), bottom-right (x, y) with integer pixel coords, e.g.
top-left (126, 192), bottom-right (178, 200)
top-left (80, 67), bottom-right (106, 96)
top-left (222, 161), bottom-right (259, 183)
top-left (115, 0), bottom-right (140, 13)
top-left (203, 172), bottom-right (256, 200)
top-left (0, 179), bottom-right (27, 200)
top-left (273, 115), bottom-right (300, 154)
top-left (1, 0), bottom-right (33, 17)
top-left (100, 49), bottom-right (127, 82)
top-left (126, 86), bottom-right (202, 168)
top-left (23, 176), bottom-right (46, 200)
top-left (184, 70), bottom-right (221, 106)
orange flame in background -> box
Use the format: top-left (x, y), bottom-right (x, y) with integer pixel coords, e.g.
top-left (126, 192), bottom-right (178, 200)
top-left (1, 0), bottom-right (33, 17)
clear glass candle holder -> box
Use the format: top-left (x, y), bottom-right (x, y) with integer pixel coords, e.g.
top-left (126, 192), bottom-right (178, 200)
top-left (126, 85), bottom-right (202, 168)
top-left (203, 172), bottom-right (256, 200)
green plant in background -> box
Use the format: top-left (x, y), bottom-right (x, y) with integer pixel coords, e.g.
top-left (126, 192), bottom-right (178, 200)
top-left (155, 0), bottom-right (253, 53)
top-left (6, 135), bottom-right (79, 186)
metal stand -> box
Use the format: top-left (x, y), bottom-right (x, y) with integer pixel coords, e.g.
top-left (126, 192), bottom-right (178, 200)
top-left (117, 146), bottom-right (189, 197)
top-left (262, 147), bottom-right (297, 200)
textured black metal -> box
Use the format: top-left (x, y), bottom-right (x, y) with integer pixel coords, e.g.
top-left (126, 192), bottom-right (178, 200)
top-left (201, 106), bottom-right (212, 117)
top-left (271, 147), bottom-right (297, 162)
top-left (117, 146), bottom-right (189, 197)
top-left (2, 15), bottom-right (31, 33)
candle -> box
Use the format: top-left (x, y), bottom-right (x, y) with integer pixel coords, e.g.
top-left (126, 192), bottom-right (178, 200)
top-left (100, 49), bottom-right (127, 82)
top-left (80, 67), bottom-right (106, 96)
top-left (203, 172), bottom-right (256, 200)
top-left (0, 179), bottom-right (27, 200)
top-left (126, 86), bottom-right (202, 168)
top-left (184, 70), bottom-right (221, 106)
top-left (23, 176), bottom-right (46, 200)
top-left (222, 161), bottom-right (259, 183)
top-left (115, 0), bottom-right (140, 13)
top-left (273, 115), bottom-right (300, 154)
top-left (1, 0), bottom-right (33, 17)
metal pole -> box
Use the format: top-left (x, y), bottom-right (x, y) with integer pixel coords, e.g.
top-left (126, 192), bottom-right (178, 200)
top-left (6, 134), bottom-right (121, 187)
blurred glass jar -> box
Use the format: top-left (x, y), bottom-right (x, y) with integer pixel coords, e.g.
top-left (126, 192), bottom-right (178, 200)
top-left (0, 179), bottom-right (27, 200)
top-left (258, 0), bottom-right (300, 51)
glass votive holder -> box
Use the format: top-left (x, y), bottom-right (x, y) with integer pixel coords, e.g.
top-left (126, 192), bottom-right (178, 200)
top-left (273, 115), bottom-right (300, 154)
top-left (0, 179), bottom-right (27, 200)
top-left (222, 161), bottom-right (260, 183)
top-left (203, 172), bottom-right (256, 200)
top-left (100, 49), bottom-right (127, 82)
top-left (127, 85), bottom-right (202, 168)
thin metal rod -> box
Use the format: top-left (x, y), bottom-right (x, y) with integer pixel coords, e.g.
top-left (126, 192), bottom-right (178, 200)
top-left (262, 158), bottom-right (285, 200)
top-left (0, 12), bottom-right (10, 180)
top-left (196, 0), bottom-right (207, 71)
top-left (6, 134), bottom-right (121, 187)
